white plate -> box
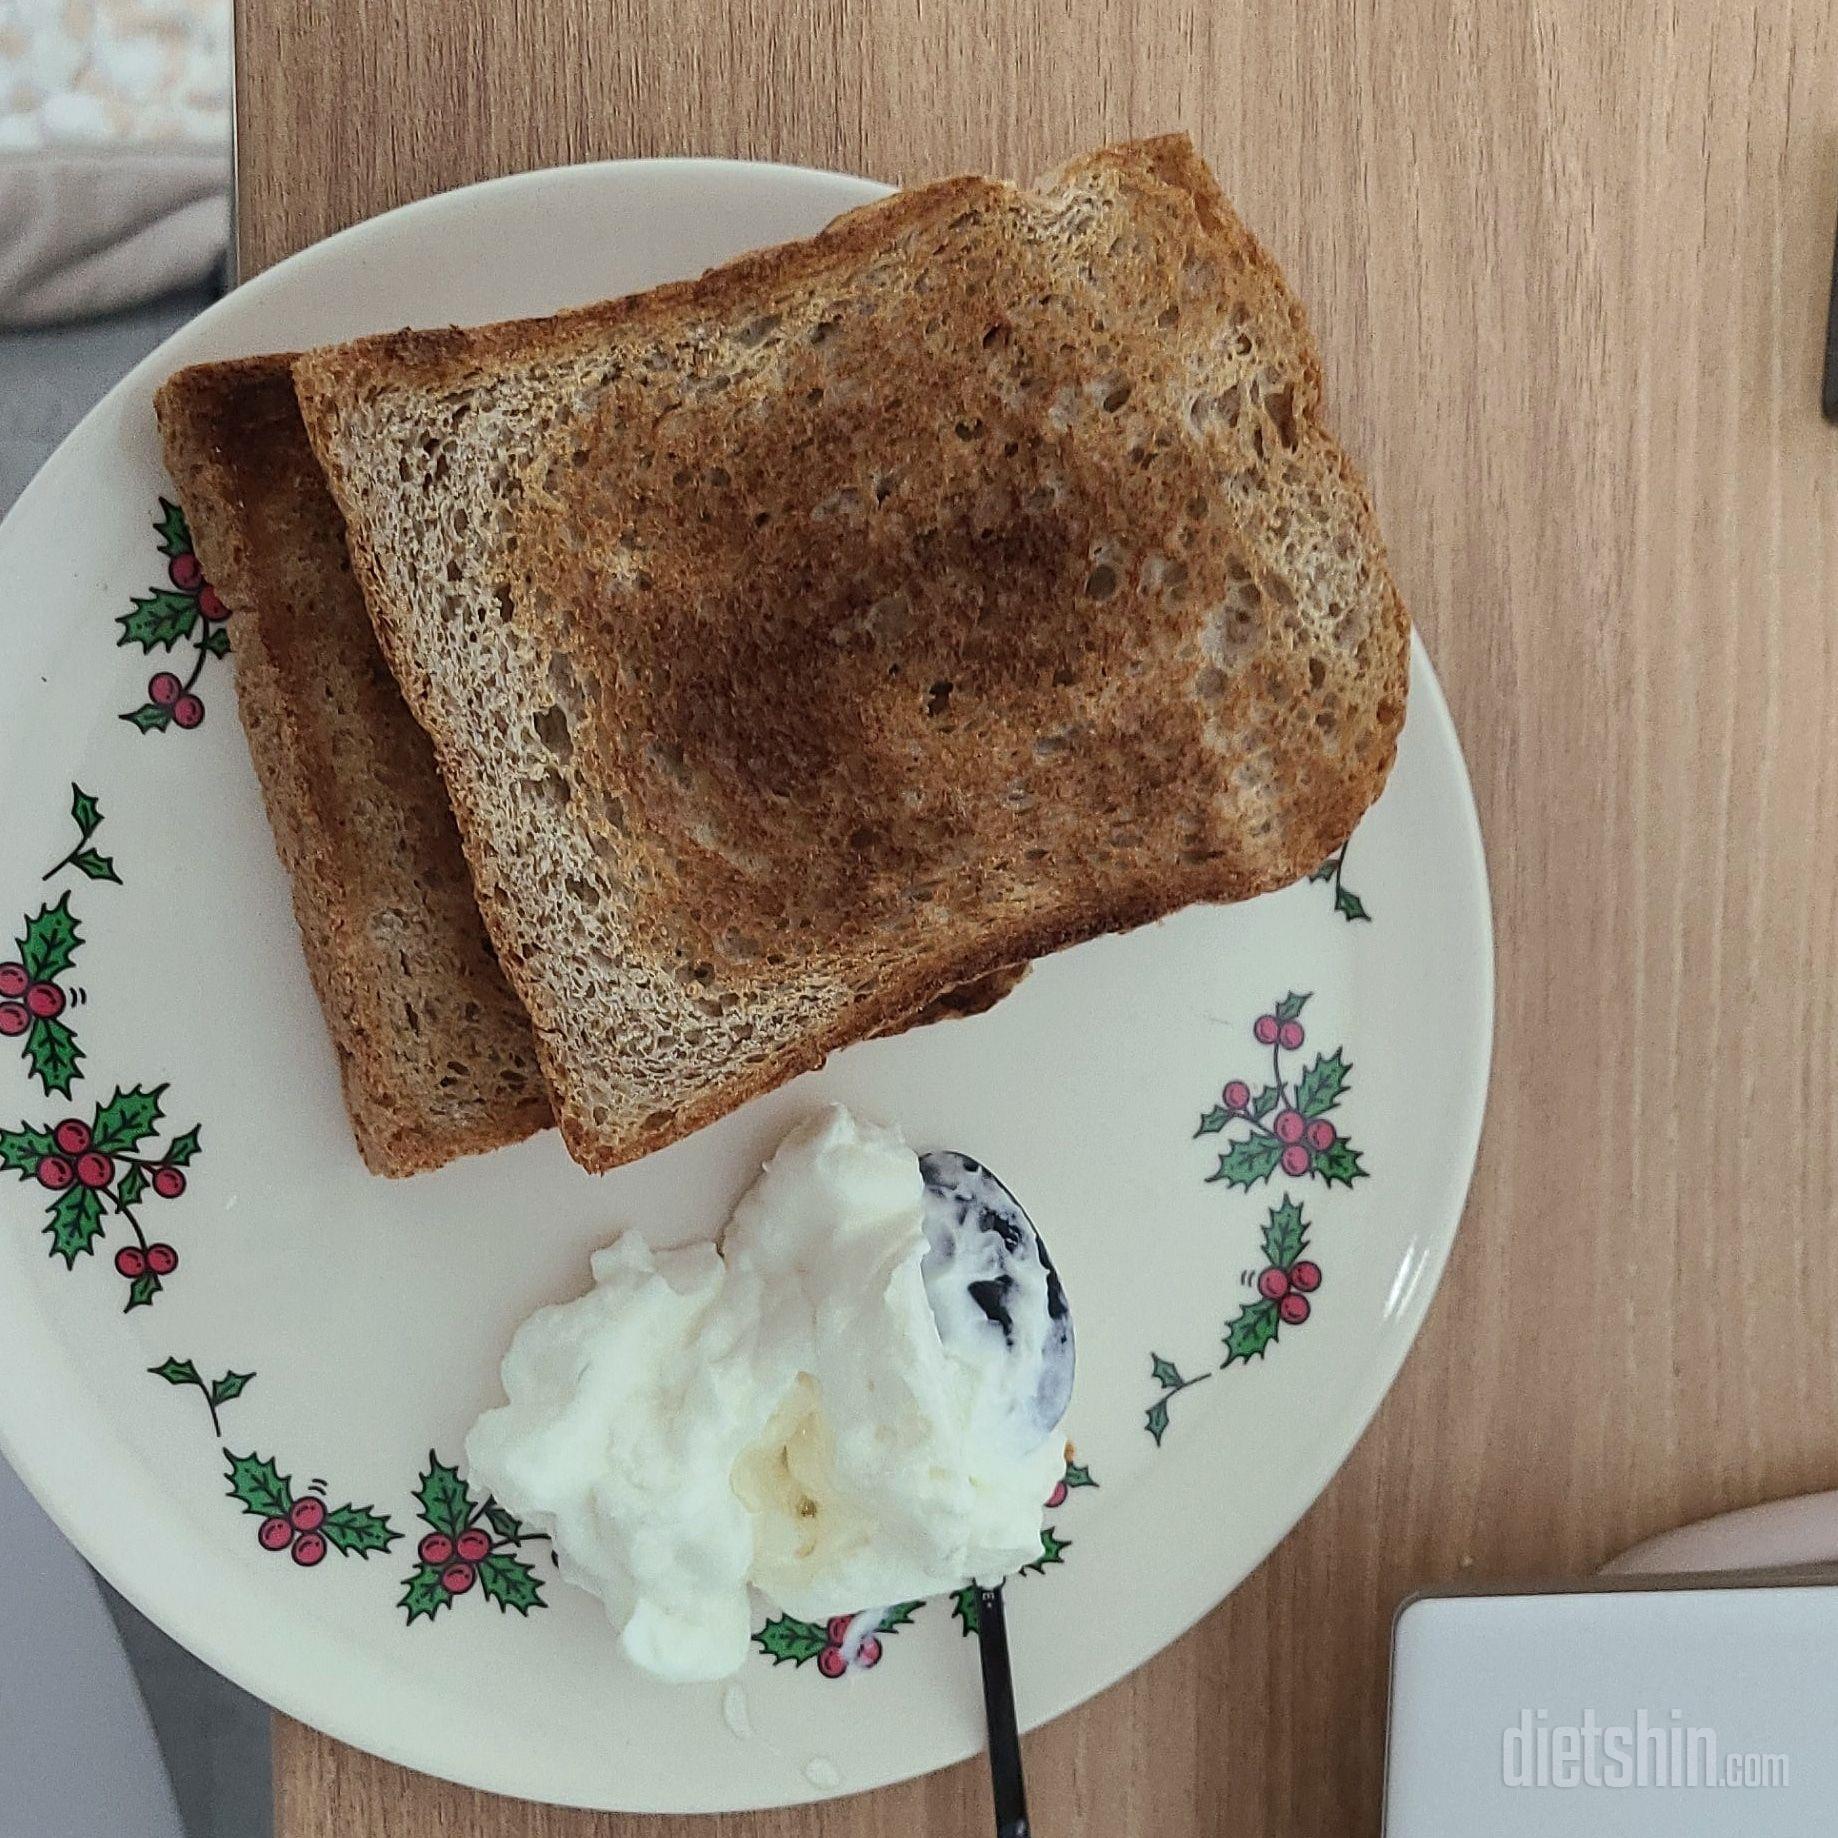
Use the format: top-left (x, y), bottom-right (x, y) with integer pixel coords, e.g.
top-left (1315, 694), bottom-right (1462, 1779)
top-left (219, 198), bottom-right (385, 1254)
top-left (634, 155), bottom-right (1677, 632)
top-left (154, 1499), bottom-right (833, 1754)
top-left (0, 159), bottom-right (1492, 1812)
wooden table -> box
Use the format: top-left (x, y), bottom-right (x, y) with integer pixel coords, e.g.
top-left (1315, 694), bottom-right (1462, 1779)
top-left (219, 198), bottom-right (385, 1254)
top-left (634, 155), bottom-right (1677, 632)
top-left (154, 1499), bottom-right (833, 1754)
top-left (239, 3), bottom-right (1838, 1831)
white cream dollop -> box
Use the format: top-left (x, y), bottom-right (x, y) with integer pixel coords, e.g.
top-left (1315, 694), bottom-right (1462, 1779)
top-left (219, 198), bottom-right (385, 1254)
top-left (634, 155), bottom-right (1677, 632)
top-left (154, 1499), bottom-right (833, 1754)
top-left (464, 1106), bottom-right (1068, 1682)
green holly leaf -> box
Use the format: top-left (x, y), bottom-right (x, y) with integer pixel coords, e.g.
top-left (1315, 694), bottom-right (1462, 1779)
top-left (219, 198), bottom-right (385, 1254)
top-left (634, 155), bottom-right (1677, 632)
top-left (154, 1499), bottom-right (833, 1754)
top-left (1314, 1139), bottom-right (1366, 1187)
top-left (484, 1503), bottom-right (527, 1543)
top-left (1295, 1050), bottom-right (1350, 1118)
top-left (414, 1454), bottom-right (473, 1535)
top-left (1335, 883), bottom-right (1369, 922)
top-left (1249, 1083), bottom-right (1281, 1121)
top-left (1272, 991), bottom-right (1311, 1024)
top-left (148, 1356), bottom-right (201, 1389)
top-left (1023, 1526), bottom-right (1069, 1575)
top-left (225, 1452), bottom-right (293, 1518)
top-left (1194, 1105), bottom-right (1231, 1137)
top-left (118, 591), bottom-right (199, 651)
top-left (124, 704), bottom-right (172, 732)
top-left (323, 1504), bottom-right (398, 1555)
top-left (25, 1018), bottom-right (81, 1097)
top-left (1145, 1398), bottom-right (1171, 1446)
top-left (399, 1564), bottom-right (452, 1624)
top-left (19, 895), bottom-right (79, 980)
top-left (878, 1600), bottom-right (922, 1631)
top-left (116, 1164), bottom-right (147, 1208)
top-left (69, 785), bottom-right (102, 836)
top-left (91, 1086), bottom-right (165, 1154)
top-left (126, 1272), bottom-right (162, 1311)
top-left (1150, 1352), bottom-right (1186, 1390)
top-left (1262, 1198), bottom-right (1307, 1268)
top-left (68, 849), bottom-right (121, 883)
top-left (154, 497), bottom-right (191, 557)
top-left (44, 1185), bottom-right (104, 1265)
top-left (210, 1369), bottom-right (255, 1407)
top-left (477, 1551), bottom-right (545, 1613)
top-left (1062, 1462), bottom-right (1097, 1491)
top-left (1208, 1135), bottom-right (1282, 1189)
top-left (202, 625), bottom-right (231, 658)
top-left (1309, 855), bottom-right (1339, 883)
top-left (754, 1614), bottom-right (829, 1665)
top-left (0, 1126), bottom-right (53, 1175)
top-left (161, 1125), bottom-right (202, 1167)
top-left (951, 1587), bottom-right (981, 1637)
top-left (1223, 1297), bottom-right (1282, 1365)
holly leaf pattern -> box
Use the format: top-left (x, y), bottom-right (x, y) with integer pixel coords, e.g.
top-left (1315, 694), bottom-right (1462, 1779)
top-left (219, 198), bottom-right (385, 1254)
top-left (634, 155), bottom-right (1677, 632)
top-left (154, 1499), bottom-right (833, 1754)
top-left (1150, 1353), bottom-right (1186, 1390)
top-left (1273, 991), bottom-right (1311, 1023)
top-left (118, 591), bottom-right (199, 651)
top-left (210, 1370), bottom-right (254, 1407)
top-left (115, 1164), bottom-right (147, 1208)
top-left (477, 1551), bottom-right (544, 1614)
top-left (1261, 1198), bottom-right (1307, 1268)
top-left (149, 1356), bottom-right (201, 1388)
top-left (1314, 1140), bottom-right (1366, 1187)
top-left (225, 1452), bottom-right (293, 1518)
top-left (878, 1600), bottom-right (922, 1631)
top-left (755, 1614), bottom-right (829, 1665)
top-left (1335, 884), bottom-right (1369, 922)
top-left (399, 1564), bottom-right (452, 1624)
top-left (1295, 1050), bottom-right (1350, 1118)
top-left (25, 1018), bottom-right (81, 1097)
top-left (69, 785), bottom-right (102, 836)
top-left (68, 849), bottom-right (120, 883)
top-left (19, 895), bottom-right (79, 979)
top-left (202, 625), bottom-right (231, 658)
top-left (414, 1455), bottom-right (472, 1535)
top-left (162, 1125), bottom-right (202, 1167)
top-left (44, 1185), bottom-right (104, 1264)
top-left (126, 1272), bottom-right (162, 1311)
top-left (124, 705), bottom-right (172, 732)
top-left (1208, 1136), bottom-right (1282, 1188)
top-left (90, 1085), bottom-right (164, 1154)
top-left (1022, 1526), bottom-right (1069, 1575)
top-left (484, 1504), bottom-right (527, 1543)
top-left (1062, 1462), bottom-right (1097, 1491)
top-left (1194, 1106), bottom-right (1231, 1137)
top-left (1145, 1398), bottom-right (1171, 1446)
top-left (951, 1587), bottom-right (981, 1636)
top-left (1309, 856), bottom-right (1339, 883)
top-left (323, 1504), bottom-right (397, 1555)
top-left (154, 497), bottom-right (191, 557)
top-left (1223, 1297), bottom-right (1282, 1364)
top-left (1249, 1083), bottom-right (1281, 1121)
top-left (0, 1125), bottom-right (53, 1174)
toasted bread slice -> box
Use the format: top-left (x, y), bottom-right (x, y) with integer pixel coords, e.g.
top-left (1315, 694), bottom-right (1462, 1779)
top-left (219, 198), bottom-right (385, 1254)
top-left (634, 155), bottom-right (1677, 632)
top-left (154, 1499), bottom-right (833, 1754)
top-left (154, 356), bottom-right (553, 1174)
top-left (293, 134), bottom-right (1410, 1172)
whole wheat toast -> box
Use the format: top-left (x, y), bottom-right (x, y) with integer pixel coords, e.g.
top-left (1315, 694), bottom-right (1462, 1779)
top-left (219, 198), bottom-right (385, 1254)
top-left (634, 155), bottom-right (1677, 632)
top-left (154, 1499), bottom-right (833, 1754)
top-left (293, 135), bottom-right (1410, 1172)
top-left (154, 357), bottom-right (553, 1174)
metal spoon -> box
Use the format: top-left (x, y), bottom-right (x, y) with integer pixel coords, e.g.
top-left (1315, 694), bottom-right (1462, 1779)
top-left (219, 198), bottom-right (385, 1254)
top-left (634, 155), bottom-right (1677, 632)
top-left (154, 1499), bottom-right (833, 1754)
top-left (919, 1151), bottom-right (1075, 1838)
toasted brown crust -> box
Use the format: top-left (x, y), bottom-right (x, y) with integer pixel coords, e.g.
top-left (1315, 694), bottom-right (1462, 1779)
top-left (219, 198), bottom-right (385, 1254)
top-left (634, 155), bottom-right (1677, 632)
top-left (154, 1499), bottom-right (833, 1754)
top-left (153, 356), bottom-right (553, 1174)
top-left (293, 135), bottom-right (1411, 1171)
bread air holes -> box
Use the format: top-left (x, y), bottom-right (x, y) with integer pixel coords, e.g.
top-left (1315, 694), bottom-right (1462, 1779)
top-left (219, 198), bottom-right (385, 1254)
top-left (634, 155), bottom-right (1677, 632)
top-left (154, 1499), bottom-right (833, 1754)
top-left (924, 680), bottom-right (953, 718)
top-left (1093, 373), bottom-right (1132, 412)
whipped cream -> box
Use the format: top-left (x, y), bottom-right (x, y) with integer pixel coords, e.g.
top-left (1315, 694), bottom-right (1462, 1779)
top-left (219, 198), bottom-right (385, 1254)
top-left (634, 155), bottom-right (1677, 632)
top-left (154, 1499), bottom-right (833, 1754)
top-left (464, 1107), bottom-right (1069, 1682)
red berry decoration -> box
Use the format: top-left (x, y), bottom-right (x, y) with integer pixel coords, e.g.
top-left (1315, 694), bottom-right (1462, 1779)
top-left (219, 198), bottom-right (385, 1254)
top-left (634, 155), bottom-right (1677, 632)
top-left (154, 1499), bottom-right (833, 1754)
top-left (817, 1644), bottom-right (848, 1679)
top-left (417, 1532), bottom-right (454, 1567)
top-left (1280, 1143), bottom-right (1312, 1178)
top-left (0, 1004), bottom-right (26, 1037)
top-left (172, 693), bottom-right (204, 729)
top-left (290, 1496), bottom-right (326, 1533)
top-left (1305, 1117), bottom-right (1336, 1152)
top-left (145, 1242), bottom-right (178, 1276)
top-left (455, 1527), bottom-right (492, 1563)
top-left (148, 671), bottom-right (182, 707)
top-left (1253, 1014), bottom-right (1280, 1045)
top-left (258, 1515), bottom-right (293, 1551)
top-left (197, 586), bottom-right (227, 620)
top-left (0, 962), bottom-right (26, 997)
top-left (169, 552), bottom-right (203, 590)
top-left (1278, 1019), bottom-right (1305, 1051)
top-left (36, 1154), bottom-right (74, 1191)
top-left (114, 1244), bottom-right (147, 1278)
top-left (1221, 1079), bottom-right (1251, 1111)
top-left (1279, 1293), bottom-right (1311, 1326)
top-left (1289, 1260), bottom-right (1322, 1293)
top-left (53, 1119), bottom-right (91, 1155)
top-left (440, 1561), bottom-right (476, 1595)
top-left (292, 1531), bottom-right (328, 1567)
top-left (24, 981), bottom-right (65, 1019)
top-left (151, 1164), bottom-right (186, 1199)
top-left (1257, 1266), bottom-right (1291, 1301)
top-left (1273, 1108), bottom-right (1306, 1145)
top-left (1046, 1479), bottom-right (1068, 1508)
top-left (74, 1150), bottom-right (114, 1189)
top-left (826, 1615), bottom-right (855, 1644)
top-left (854, 1635), bottom-right (883, 1669)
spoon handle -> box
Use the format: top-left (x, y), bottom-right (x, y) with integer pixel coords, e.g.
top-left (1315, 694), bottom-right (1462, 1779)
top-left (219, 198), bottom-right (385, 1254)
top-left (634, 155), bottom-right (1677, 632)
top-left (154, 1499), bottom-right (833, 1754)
top-left (976, 1584), bottom-right (1031, 1838)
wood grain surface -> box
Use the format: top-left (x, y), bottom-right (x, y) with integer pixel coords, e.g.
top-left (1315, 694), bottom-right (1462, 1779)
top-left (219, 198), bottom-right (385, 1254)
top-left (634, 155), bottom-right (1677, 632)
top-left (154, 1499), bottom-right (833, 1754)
top-left (239, 2), bottom-right (1838, 1831)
